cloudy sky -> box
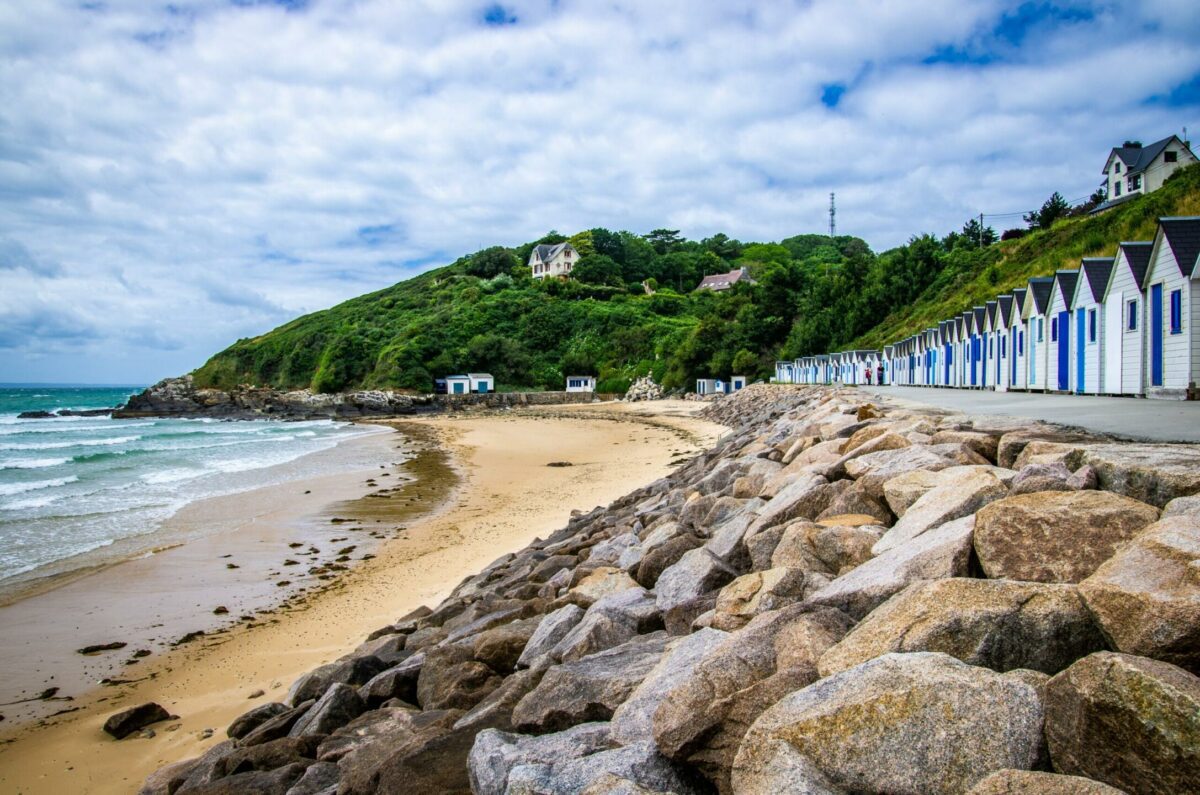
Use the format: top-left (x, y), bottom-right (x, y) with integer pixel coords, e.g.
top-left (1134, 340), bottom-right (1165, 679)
top-left (1, 0), bottom-right (1198, 384)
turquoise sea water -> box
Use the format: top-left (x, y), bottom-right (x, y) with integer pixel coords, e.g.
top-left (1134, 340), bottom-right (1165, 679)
top-left (0, 385), bottom-right (376, 586)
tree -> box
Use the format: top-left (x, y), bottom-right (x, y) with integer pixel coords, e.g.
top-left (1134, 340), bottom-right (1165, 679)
top-left (466, 246), bottom-right (517, 278)
top-left (644, 228), bottom-right (683, 254)
top-left (959, 218), bottom-right (997, 248)
top-left (731, 348), bottom-right (759, 376)
top-left (572, 254), bottom-right (624, 287)
top-left (1025, 192), bottom-right (1071, 230)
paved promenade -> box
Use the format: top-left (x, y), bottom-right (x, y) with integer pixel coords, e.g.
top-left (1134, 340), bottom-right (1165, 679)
top-left (864, 386), bottom-right (1200, 444)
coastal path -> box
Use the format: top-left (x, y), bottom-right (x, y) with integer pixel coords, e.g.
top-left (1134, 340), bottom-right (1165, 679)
top-left (864, 386), bottom-right (1200, 443)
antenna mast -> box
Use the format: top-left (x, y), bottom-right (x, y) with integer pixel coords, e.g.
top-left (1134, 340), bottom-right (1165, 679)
top-left (828, 192), bottom-right (837, 238)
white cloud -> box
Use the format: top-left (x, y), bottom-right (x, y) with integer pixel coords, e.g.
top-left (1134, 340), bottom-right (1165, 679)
top-left (1, 0), bottom-right (1197, 383)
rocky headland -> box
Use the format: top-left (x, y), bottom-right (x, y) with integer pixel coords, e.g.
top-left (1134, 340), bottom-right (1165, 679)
top-left (135, 385), bottom-right (1200, 795)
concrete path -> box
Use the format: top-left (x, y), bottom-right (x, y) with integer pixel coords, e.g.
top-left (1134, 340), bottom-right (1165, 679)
top-left (862, 386), bottom-right (1200, 444)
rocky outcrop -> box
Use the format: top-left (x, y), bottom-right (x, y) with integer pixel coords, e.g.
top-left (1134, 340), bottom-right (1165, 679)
top-left (143, 385), bottom-right (1200, 795)
top-left (623, 376), bottom-right (664, 402)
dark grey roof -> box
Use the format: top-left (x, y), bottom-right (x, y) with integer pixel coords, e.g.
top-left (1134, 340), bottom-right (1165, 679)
top-left (1118, 242), bottom-right (1153, 287)
top-left (997, 294), bottom-right (1014, 326)
top-left (1108, 136), bottom-right (1183, 177)
top-left (1011, 287), bottom-right (1027, 316)
top-left (1158, 217), bottom-right (1200, 278)
top-left (985, 300), bottom-right (998, 328)
top-left (1079, 257), bottom-right (1114, 303)
top-left (533, 243), bottom-right (571, 261)
top-left (1027, 277), bottom-right (1054, 313)
top-left (972, 307), bottom-right (986, 331)
top-left (1054, 270), bottom-right (1080, 310)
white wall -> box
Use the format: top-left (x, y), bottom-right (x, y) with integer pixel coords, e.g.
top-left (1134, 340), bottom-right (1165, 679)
top-left (1145, 242), bottom-right (1192, 395)
top-left (1103, 290), bottom-right (1123, 394)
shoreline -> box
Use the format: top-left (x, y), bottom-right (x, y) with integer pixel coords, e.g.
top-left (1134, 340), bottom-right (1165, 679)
top-left (0, 401), bottom-right (725, 794)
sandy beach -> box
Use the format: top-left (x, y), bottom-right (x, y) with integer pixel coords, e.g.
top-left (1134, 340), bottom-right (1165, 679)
top-left (0, 400), bottom-right (724, 794)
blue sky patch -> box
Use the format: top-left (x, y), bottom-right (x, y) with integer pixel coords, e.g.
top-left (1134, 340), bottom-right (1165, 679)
top-left (482, 4), bottom-right (518, 26)
top-left (820, 84), bottom-right (845, 108)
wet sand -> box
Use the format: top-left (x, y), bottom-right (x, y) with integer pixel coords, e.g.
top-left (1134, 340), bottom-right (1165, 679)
top-left (0, 401), bottom-right (724, 794)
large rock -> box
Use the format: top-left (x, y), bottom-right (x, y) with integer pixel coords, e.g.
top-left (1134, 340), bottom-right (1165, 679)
top-left (1009, 462), bottom-right (1072, 495)
top-left (931, 429), bottom-right (1000, 462)
top-left (807, 515), bottom-right (975, 620)
top-left (288, 683), bottom-right (364, 737)
top-left (1163, 493), bottom-right (1200, 520)
top-left (1079, 516), bottom-right (1200, 673)
top-left (415, 645), bottom-right (503, 711)
top-left (770, 520), bottom-right (879, 577)
top-left (552, 587), bottom-right (661, 663)
top-left (709, 568), bottom-right (821, 631)
top-left (472, 617), bottom-right (541, 673)
top-left (610, 628), bottom-right (728, 744)
top-left (567, 567), bottom-right (640, 607)
top-left (652, 605), bottom-right (852, 792)
top-left (505, 741), bottom-right (701, 795)
top-left (635, 532), bottom-right (702, 588)
top-left (732, 652), bottom-right (1045, 795)
top-left (842, 444), bottom-right (955, 499)
top-left (654, 548), bottom-right (735, 614)
top-left (873, 467), bottom-right (1008, 554)
top-left (103, 702), bottom-right (171, 739)
top-left (815, 480), bottom-right (893, 526)
top-left (1044, 652), bottom-right (1200, 794)
top-left (287, 655), bottom-right (389, 705)
top-left (511, 632), bottom-right (669, 733)
top-left (469, 723), bottom-right (617, 795)
top-left (974, 491), bottom-right (1160, 583)
top-left (818, 578), bottom-right (1107, 677)
top-left (881, 468), bottom-right (943, 518)
top-left (517, 604), bottom-right (585, 669)
top-left (966, 769), bottom-right (1128, 794)
top-left (1077, 443), bottom-right (1200, 507)
top-left (822, 431), bottom-right (911, 480)
top-left (746, 474), bottom-right (832, 534)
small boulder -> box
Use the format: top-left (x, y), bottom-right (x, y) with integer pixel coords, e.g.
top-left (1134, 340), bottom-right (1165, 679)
top-left (966, 769), bottom-right (1127, 794)
top-left (1009, 462), bottom-right (1072, 495)
top-left (517, 604), bottom-right (585, 670)
top-left (103, 702), bottom-right (171, 739)
top-left (227, 702), bottom-right (289, 740)
top-left (469, 723), bottom-right (617, 795)
top-left (288, 683), bottom-right (364, 737)
top-left (710, 568), bottom-right (820, 631)
top-left (1044, 651), bottom-right (1200, 794)
top-left (974, 490), bottom-right (1160, 583)
top-left (415, 645), bottom-right (502, 711)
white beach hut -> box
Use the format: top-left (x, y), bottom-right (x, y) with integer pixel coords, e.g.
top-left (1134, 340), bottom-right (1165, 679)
top-left (1023, 277), bottom-right (1054, 392)
top-left (1101, 241), bottom-right (1153, 395)
top-left (995, 295), bottom-right (1015, 391)
top-left (1071, 257), bottom-right (1115, 394)
top-left (1047, 271), bottom-right (1079, 393)
top-left (1142, 217), bottom-right (1200, 399)
top-left (565, 376), bottom-right (596, 393)
top-left (1010, 287), bottom-right (1028, 391)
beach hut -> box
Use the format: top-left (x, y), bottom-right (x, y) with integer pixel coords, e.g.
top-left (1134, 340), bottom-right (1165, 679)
top-left (1071, 257), bottom-right (1115, 394)
top-left (565, 376), bottom-right (596, 393)
top-left (953, 314), bottom-right (968, 388)
top-left (983, 301), bottom-right (1001, 389)
top-left (695, 378), bottom-right (722, 395)
top-left (881, 345), bottom-right (894, 385)
top-left (774, 361), bottom-right (795, 384)
top-left (1022, 277), bottom-right (1054, 391)
top-left (941, 321), bottom-right (956, 387)
top-left (1010, 287), bottom-right (1028, 391)
top-left (994, 295), bottom-right (1014, 391)
top-left (816, 354), bottom-right (832, 384)
top-left (967, 307), bottom-right (985, 387)
top-left (1101, 241), bottom-right (1153, 395)
top-left (469, 373), bottom-right (494, 393)
top-left (730, 376), bottom-right (748, 391)
top-left (1047, 270), bottom-right (1080, 393)
top-left (1142, 217), bottom-right (1200, 399)
top-left (923, 330), bottom-right (938, 386)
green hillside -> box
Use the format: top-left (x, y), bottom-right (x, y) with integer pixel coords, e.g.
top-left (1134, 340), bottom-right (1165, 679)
top-left (849, 164), bottom-right (1200, 349)
top-left (192, 165), bottom-right (1200, 395)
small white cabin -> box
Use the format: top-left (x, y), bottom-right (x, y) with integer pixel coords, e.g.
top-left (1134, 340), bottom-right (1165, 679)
top-left (1047, 271), bottom-right (1079, 393)
top-left (995, 295), bottom-right (1015, 391)
top-left (1023, 278), bottom-right (1054, 391)
top-left (1101, 241), bottom-right (1153, 395)
top-left (730, 375), bottom-right (748, 391)
top-left (565, 376), bottom-right (596, 393)
top-left (696, 378), bottom-right (727, 395)
top-left (1010, 287), bottom-right (1028, 391)
top-left (1142, 217), bottom-right (1200, 399)
top-left (1071, 257), bottom-right (1114, 394)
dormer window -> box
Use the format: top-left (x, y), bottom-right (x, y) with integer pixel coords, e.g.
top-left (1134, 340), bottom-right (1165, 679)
top-left (1114, 162), bottom-right (1122, 173)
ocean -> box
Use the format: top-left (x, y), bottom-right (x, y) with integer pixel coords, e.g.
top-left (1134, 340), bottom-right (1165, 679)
top-left (0, 384), bottom-right (380, 592)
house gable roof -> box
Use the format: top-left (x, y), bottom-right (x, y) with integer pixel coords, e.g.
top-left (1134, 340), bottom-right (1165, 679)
top-left (1116, 241), bottom-right (1154, 288)
top-left (1052, 270), bottom-right (1079, 310)
top-left (1027, 277), bottom-right (1054, 314)
top-left (696, 267), bottom-right (754, 290)
top-left (1079, 257), bottom-right (1115, 304)
top-left (1105, 136), bottom-right (1189, 177)
top-left (531, 242), bottom-right (575, 263)
top-left (1157, 217), bottom-right (1200, 278)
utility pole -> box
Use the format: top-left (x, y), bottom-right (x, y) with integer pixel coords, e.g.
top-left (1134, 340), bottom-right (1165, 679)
top-left (828, 193), bottom-right (837, 238)
top-left (979, 212), bottom-right (984, 248)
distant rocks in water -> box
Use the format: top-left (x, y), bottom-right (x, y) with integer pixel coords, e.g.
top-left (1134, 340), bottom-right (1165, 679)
top-left (103, 702), bottom-right (171, 739)
top-left (16, 407), bottom-right (114, 419)
top-left (141, 384), bottom-right (1200, 795)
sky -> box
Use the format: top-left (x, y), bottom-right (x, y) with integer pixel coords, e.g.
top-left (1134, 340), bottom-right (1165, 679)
top-left (1, 0), bottom-right (1198, 384)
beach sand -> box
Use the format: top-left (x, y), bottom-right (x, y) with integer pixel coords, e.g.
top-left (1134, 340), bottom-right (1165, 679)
top-left (0, 400), bottom-right (724, 794)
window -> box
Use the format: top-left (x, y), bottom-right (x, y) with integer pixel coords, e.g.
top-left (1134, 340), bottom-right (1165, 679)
top-left (1170, 289), bottom-right (1183, 334)
top-left (1165, 151), bottom-right (1178, 163)
top-left (1114, 181), bottom-right (1122, 197)
top-left (1114, 162), bottom-right (1122, 173)
top-left (1038, 318), bottom-right (1044, 341)
top-left (1127, 299), bottom-right (1138, 331)
top-left (1019, 330), bottom-right (1025, 354)
top-left (1130, 174), bottom-right (1142, 191)
top-left (1051, 317), bottom-right (1058, 342)
top-left (1089, 309), bottom-right (1097, 343)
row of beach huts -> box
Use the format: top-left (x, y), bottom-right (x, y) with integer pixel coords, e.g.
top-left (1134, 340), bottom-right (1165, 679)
top-left (775, 216), bottom-right (1200, 400)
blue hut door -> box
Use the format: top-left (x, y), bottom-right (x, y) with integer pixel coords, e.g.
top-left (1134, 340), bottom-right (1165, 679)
top-left (1151, 284), bottom-right (1164, 386)
top-left (944, 344), bottom-right (951, 384)
top-left (1075, 308), bottom-right (1086, 393)
top-left (970, 337), bottom-right (978, 386)
top-left (1057, 311), bottom-right (1070, 391)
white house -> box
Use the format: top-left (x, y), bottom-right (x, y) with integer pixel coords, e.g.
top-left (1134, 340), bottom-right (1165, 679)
top-left (1101, 241), bottom-right (1153, 395)
top-left (1071, 257), bottom-right (1114, 394)
top-left (565, 375), bottom-right (596, 393)
top-left (1010, 287), bottom-right (1028, 391)
top-left (529, 243), bottom-right (579, 280)
top-left (1047, 271), bottom-right (1079, 393)
top-left (1094, 135), bottom-right (1197, 213)
top-left (995, 295), bottom-right (1015, 391)
top-left (1142, 217), bottom-right (1200, 399)
top-left (1023, 277), bottom-right (1054, 391)
top-left (445, 373), bottom-right (493, 394)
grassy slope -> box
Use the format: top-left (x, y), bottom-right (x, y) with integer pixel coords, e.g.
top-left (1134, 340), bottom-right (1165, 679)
top-left (850, 164), bottom-right (1200, 350)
